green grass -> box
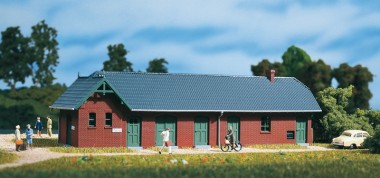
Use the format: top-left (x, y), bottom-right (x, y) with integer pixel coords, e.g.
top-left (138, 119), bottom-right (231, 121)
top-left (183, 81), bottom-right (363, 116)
top-left (146, 146), bottom-right (169, 152)
top-left (1, 150), bottom-right (379, 177)
top-left (49, 147), bottom-right (136, 153)
top-left (21, 138), bottom-right (61, 147)
top-left (0, 149), bottom-right (18, 164)
top-left (10, 138), bottom-right (61, 147)
top-left (311, 143), bottom-right (335, 148)
top-left (246, 144), bottom-right (307, 149)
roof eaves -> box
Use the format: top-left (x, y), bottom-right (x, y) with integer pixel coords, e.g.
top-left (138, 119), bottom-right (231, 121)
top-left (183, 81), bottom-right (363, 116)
top-left (73, 78), bottom-right (106, 109)
top-left (48, 106), bottom-right (75, 110)
top-left (103, 78), bottom-right (133, 110)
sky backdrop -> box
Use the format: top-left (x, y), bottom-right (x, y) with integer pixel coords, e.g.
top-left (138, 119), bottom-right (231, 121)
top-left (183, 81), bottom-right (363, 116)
top-left (1, 0), bottom-right (380, 109)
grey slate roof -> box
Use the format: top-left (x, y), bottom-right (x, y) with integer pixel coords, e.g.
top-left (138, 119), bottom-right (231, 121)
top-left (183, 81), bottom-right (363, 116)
top-left (50, 71), bottom-right (321, 112)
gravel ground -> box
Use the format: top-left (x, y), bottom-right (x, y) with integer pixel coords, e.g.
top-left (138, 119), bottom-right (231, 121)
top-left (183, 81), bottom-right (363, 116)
top-left (0, 134), bottom-right (333, 170)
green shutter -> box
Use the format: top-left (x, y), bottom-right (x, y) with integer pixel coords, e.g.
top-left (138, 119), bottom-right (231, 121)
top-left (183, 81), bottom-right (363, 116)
top-left (194, 117), bottom-right (209, 145)
top-left (227, 116), bottom-right (240, 141)
top-left (155, 116), bottom-right (176, 146)
top-left (296, 118), bottom-right (307, 143)
top-left (127, 116), bottom-right (141, 147)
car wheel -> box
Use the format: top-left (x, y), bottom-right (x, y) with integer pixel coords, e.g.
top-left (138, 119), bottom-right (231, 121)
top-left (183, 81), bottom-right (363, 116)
top-left (349, 144), bottom-right (357, 149)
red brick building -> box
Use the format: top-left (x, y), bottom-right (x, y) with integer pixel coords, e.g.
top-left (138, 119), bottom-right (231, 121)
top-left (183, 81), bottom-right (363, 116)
top-left (50, 71), bottom-right (321, 148)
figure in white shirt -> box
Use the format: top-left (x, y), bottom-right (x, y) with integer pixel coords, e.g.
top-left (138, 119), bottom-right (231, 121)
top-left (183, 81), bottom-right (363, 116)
top-left (159, 128), bottom-right (172, 154)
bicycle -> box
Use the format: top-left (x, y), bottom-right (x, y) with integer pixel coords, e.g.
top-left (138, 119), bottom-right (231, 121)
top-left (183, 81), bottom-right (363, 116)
top-left (220, 139), bottom-right (242, 152)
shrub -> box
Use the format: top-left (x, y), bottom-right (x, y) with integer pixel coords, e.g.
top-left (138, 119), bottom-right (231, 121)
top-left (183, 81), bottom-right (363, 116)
top-left (363, 126), bottom-right (380, 153)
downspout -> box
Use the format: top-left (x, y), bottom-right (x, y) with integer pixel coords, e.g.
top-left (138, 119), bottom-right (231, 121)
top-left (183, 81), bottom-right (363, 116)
top-left (218, 111), bottom-right (224, 147)
top-left (57, 112), bottom-right (60, 144)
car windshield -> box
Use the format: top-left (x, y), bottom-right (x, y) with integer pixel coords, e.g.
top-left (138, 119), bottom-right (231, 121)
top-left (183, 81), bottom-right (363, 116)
top-left (341, 132), bottom-right (351, 137)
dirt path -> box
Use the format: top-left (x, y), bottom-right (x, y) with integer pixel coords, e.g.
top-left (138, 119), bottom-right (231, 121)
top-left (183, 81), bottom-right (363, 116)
top-left (0, 134), bottom-right (333, 170)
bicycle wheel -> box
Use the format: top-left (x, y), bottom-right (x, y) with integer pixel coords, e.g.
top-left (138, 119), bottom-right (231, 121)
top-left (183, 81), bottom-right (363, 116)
top-left (220, 144), bottom-right (230, 152)
top-left (233, 143), bottom-right (242, 152)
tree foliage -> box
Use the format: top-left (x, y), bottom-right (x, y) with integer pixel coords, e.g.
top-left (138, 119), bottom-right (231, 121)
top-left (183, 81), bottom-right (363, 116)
top-left (251, 59), bottom-right (287, 76)
top-left (7, 83), bottom-right (67, 106)
top-left (0, 27), bottom-right (32, 90)
top-left (317, 86), bottom-right (373, 140)
top-left (281, 45), bottom-right (312, 79)
top-left (146, 58), bottom-right (169, 73)
top-left (251, 46), bottom-right (332, 97)
top-left (333, 63), bottom-right (373, 112)
top-left (363, 126), bottom-right (380, 153)
top-left (251, 45), bottom-right (373, 115)
top-left (103, 43), bottom-right (133, 72)
top-left (302, 60), bottom-right (332, 95)
top-left (0, 21), bottom-right (60, 89)
top-left (29, 20), bottom-right (59, 87)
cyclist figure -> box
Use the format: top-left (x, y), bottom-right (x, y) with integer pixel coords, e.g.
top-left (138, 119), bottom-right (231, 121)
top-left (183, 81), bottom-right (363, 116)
top-left (226, 126), bottom-right (235, 148)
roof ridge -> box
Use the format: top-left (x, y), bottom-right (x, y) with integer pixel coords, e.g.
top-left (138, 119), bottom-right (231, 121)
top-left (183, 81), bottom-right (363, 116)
top-left (101, 70), bottom-right (291, 78)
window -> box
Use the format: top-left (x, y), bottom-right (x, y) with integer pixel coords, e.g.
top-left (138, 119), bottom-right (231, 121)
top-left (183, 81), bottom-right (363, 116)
top-left (287, 131), bottom-right (295, 139)
top-left (105, 113), bottom-right (112, 127)
top-left (354, 133), bottom-right (362, 138)
top-left (89, 113), bottom-right (96, 127)
top-left (261, 116), bottom-right (271, 132)
top-left (363, 133), bottom-right (369, 138)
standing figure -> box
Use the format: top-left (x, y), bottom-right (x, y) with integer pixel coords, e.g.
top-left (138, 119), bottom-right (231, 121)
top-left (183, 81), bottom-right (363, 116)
top-left (15, 125), bottom-right (22, 152)
top-left (159, 128), bottom-right (172, 154)
top-left (227, 126), bottom-right (235, 148)
top-left (46, 116), bottom-right (52, 137)
top-left (25, 124), bottom-right (33, 150)
top-left (34, 117), bottom-right (43, 137)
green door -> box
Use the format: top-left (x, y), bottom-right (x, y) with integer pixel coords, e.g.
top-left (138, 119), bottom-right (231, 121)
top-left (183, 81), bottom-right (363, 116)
top-left (127, 116), bottom-right (141, 147)
top-left (194, 117), bottom-right (209, 145)
top-left (296, 118), bottom-right (307, 143)
top-left (66, 115), bottom-right (72, 145)
top-left (156, 116), bottom-right (176, 146)
top-left (227, 116), bottom-right (240, 141)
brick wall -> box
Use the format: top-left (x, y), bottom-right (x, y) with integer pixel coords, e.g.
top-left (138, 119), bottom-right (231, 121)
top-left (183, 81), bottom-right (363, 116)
top-left (209, 115), bottom-right (218, 146)
top-left (58, 110), bottom-right (77, 145)
top-left (57, 94), bottom-right (315, 147)
top-left (307, 118), bottom-right (313, 143)
top-left (141, 114), bottom-right (155, 148)
top-left (177, 114), bottom-right (194, 147)
top-left (76, 93), bottom-right (126, 147)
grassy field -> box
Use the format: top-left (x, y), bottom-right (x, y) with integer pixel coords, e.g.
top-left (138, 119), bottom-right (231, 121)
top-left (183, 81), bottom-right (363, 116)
top-left (246, 144), bottom-right (307, 149)
top-left (0, 150), bottom-right (379, 178)
top-left (50, 146), bottom-right (136, 153)
top-left (0, 149), bottom-right (18, 164)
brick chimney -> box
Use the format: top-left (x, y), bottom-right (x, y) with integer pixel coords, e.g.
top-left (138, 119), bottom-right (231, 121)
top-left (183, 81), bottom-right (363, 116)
top-left (266, 69), bottom-right (276, 82)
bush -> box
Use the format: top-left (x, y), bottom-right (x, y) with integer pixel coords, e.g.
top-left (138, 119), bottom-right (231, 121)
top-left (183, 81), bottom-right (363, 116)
top-left (0, 85), bottom-right (64, 129)
top-left (363, 126), bottom-right (380, 153)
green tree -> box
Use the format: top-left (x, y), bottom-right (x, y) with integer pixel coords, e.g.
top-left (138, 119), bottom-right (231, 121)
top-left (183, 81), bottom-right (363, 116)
top-left (103, 43), bottom-right (133, 72)
top-left (303, 59), bottom-right (332, 95)
top-left (251, 59), bottom-right (287, 76)
top-left (333, 63), bottom-right (373, 112)
top-left (363, 125), bottom-right (380, 153)
top-left (146, 58), bottom-right (168, 73)
top-left (359, 109), bottom-right (380, 129)
top-left (252, 47), bottom-right (331, 96)
top-left (317, 86), bottom-right (373, 140)
top-left (29, 20), bottom-right (59, 87)
top-left (281, 45), bottom-right (312, 80)
top-left (0, 27), bottom-right (32, 90)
